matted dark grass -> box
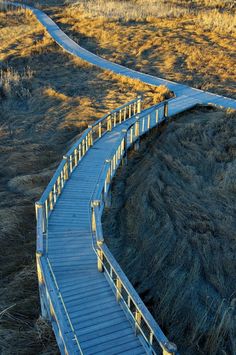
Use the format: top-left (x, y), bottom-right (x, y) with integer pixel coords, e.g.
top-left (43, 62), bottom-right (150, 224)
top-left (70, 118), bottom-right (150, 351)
top-left (103, 106), bottom-right (236, 355)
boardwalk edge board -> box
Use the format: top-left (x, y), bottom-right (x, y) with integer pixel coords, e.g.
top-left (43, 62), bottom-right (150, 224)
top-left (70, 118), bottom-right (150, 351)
top-left (2, 1), bottom-right (236, 354)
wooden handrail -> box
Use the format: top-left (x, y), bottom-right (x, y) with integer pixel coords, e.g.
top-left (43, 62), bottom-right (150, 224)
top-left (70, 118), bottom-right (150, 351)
top-left (91, 98), bottom-right (178, 355)
top-left (35, 97), bottom-right (142, 254)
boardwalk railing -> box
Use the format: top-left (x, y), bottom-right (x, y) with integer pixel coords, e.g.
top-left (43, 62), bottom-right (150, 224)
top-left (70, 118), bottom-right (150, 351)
top-left (35, 97), bottom-right (141, 256)
top-left (35, 97), bottom-right (143, 354)
top-left (91, 100), bottom-right (178, 355)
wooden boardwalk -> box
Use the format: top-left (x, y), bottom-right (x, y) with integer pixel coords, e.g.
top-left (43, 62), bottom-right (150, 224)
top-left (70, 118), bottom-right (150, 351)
top-left (3, 2), bottom-right (236, 354)
top-left (35, 97), bottom-right (201, 354)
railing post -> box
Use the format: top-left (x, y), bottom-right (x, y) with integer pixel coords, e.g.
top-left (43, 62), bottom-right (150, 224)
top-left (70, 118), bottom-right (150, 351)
top-left (88, 125), bottom-right (93, 146)
top-left (147, 114), bottom-right (151, 130)
top-left (104, 160), bottom-right (112, 208)
top-left (116, 278), bottom-right (122, 302)
top-left (134, 118), bottom-right (140, 151)
top-left (164, 101), bottom-right (168, 118)
top-left (107, 114), bottom-right (112, 131)
top-left (137, 95), bottom-right (142, 114)
top-left (161, 342), bottom-right (178, 355)
top-left (35, 202), bottom-right (45, 255)
top-left (122, 129), bottom-right (128, 165)
top-left (156, 108), bottom-right (159, 124)
top-left (97, 242), bottom-right (104, 273)
top-left (99, 122), bottom-right (102, 137)
top-left (135, 310), bottom-right (142, 335)
top-left (63, 155), bottom-right (69, 180)
top-left (74, 148), bottom-right (78, 167)
top-left (36, 252), bottom-right (49, 319)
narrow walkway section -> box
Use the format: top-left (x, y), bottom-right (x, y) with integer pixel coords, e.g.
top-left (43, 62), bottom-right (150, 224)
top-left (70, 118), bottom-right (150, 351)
top-left (47, 122), bottom-right (147, 355)
top-left (35, 97), bottom-right (198, 354)
top-left (4, 1), bottom-right (236, 110)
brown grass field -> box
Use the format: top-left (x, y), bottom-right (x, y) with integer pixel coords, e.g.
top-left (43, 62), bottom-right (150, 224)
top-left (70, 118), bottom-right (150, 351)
top-left (0, 1), bottom-right (236, 354)
top-left (103, 106), bottom-right (236, 355)
top-left (47, 0), bottom-right (236, 99)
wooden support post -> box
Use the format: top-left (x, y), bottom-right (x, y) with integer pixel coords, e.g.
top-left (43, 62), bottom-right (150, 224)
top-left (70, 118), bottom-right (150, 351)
top-left (107, 115), bottom-right (112, 131)
top-left (78, 144), bottom-right (82, 161)
top-left (147, 114), bottom-right (151, 130)
top-left (53, 184), bottom-right (57, 204)
top-left (113, 113), bottom-right (116, 127)
top-left (69, 155), bottom-right (73, 173)
top-left (36, 253), bottom-right (49, 319)
top-left (135, 118), bottom-right (139, 137)
top-left (129, 105), bottom-right (131, 117)
top-left (63, 156), bottom-right (69, 181)
top-left (88, 125), bottom-right (93, 147)
top-left (156, 109), bottom-right (159, 124)
top-left (57, 177), bottom-right (61, 196)
top-left (137, 96), bottom-right (142, 113)
top-left (122, 130), bottom-right (128, 165)
top-left (35, 202), bottom-right (45, 253)
top-left (74, 148), bottom-right (78, 167)
top-left (60, 171), bottom-right (64, 190)
top-left (161, 342), bottom-right (178, 355)
top-left (45, 200), bottom-right (48, 220)
top-left (97, 246), bottom-right (104, 273)
top-left (91, 200), bottom-right (100, 232)
top-left (149, 331), bottom-right (154, 347)
top-left (49, 191), bottom-right (53, 210)
top-left (82, 140), bottom-right (85, 156)
top-left (116, 278), bottom-right (122, 302)
top-left (164, 101), bottom-right (168, 118)
top-left (135, 310), bottom-right (142, 335)
top-left (124, 107), bottom-right (127, 121)
top-left (99, 122), bottom-right (102, 137)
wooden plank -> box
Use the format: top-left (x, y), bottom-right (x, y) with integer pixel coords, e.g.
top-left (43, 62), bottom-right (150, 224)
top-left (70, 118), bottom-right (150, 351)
top-left (65, 289), bottom-right (113, 306)
top-left (75, 315), bottom-right (126, 336)
top-left (78, 322), bottom-right (133, 343)
top-left (123, 348), bottom-right (146, 355)
top-left (80, 327), bottom-right (134, 350)
top-left (70, 298), bottom-right (118, 319)
top-left (61, 278), bottom-right (108, 295)
top-left (94, 339), bottom-right (144, 355)
top-left (71, 303), bottom-right (124, 325)
top-left (75, 309), bottom-right (124, 331)
top-left (85, 334), bottom-right (142, 355)
top-left (63, 283), bottom-right (109, 301)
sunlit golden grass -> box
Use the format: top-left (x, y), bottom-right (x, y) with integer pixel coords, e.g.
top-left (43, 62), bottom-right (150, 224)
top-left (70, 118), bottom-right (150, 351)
top-left (47, 0), bottom-right (236, 98)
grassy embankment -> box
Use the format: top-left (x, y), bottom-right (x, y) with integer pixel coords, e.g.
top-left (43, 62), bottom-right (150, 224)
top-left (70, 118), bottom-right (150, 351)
top-left (103, 106), bottom-right (236, 355)
top-left (0, 6), bottom-right (170, 354)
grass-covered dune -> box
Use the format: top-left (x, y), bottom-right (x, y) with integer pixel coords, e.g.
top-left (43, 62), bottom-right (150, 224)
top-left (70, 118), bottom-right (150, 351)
top-left (103, 106), bottom-right (236, 355)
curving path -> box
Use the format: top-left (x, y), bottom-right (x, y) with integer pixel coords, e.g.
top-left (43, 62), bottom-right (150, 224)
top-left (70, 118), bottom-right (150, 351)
top-left (3, 2), bottom-right (236, 355)
top-left (4, 1), bottom-right (236, 110)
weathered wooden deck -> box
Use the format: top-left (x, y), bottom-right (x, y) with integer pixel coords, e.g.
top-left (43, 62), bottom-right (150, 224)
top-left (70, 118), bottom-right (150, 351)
top-left (35, 96), bottom-right (201, 354)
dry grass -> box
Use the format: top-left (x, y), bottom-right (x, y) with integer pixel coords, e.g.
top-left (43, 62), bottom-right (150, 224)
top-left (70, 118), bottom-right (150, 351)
top-left (103, 107), bottom-right (236, 355)
top-left (0, 7), bottom-right (169, 354)
top-left (44, 0), bottom-right (235, 99)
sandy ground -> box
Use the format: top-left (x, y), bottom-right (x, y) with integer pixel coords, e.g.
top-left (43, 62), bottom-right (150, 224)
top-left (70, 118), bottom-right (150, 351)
top-left (103, 106), bottom-right (236, 355)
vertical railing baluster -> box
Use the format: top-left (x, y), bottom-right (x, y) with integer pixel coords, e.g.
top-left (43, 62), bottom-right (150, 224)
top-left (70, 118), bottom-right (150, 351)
top-left (156, 109), bottom-right (159, 123)
top-left (116, 278), bottom-right (122, 302)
